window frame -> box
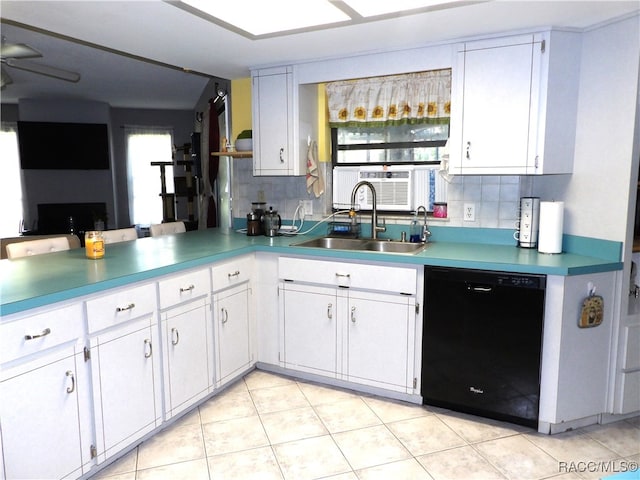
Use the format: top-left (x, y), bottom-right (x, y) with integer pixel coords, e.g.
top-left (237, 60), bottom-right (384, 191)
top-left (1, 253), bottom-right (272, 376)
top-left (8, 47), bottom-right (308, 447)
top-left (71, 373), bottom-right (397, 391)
top-left (330, 127), bottom-right (447, 167)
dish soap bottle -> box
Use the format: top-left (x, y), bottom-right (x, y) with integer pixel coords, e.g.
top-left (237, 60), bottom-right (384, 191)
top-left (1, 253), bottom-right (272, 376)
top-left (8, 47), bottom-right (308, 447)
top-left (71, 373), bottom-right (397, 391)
top-left (409, 214), bottom-right (421, 243)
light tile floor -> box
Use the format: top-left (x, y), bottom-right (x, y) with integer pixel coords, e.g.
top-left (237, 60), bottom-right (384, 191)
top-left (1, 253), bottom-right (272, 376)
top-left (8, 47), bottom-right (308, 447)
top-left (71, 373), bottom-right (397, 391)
top-left (93, 370), bottom-right (640, 480)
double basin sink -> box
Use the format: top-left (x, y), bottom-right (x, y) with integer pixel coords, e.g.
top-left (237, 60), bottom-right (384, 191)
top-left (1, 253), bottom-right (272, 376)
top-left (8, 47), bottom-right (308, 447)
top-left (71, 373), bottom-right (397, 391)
top-left (292, 236), bottom-right (428, 255)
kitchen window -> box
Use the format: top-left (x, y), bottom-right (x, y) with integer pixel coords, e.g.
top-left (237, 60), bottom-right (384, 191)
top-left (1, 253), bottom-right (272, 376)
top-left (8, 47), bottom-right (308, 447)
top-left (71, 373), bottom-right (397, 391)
top-left (125, 126), bottom-right (174, 226)
top-left (0, 123), bottom-right (23, 237)
top-left (327, 69), bottom-right (451, 167)
top-left (331, 123), bottom-right (448, 165)
top-left (327, 70), bottom-right (451, 213)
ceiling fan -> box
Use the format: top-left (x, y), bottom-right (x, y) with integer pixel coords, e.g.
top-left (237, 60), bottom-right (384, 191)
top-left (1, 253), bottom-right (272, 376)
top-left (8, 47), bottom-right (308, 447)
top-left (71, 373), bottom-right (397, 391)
top-left (1, 36), bottom-right (81, 88)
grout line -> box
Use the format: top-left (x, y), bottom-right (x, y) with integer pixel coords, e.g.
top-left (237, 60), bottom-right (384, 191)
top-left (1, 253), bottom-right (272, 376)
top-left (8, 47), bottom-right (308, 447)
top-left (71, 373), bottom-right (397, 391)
top-left (120, 370), bottom-right (638, 480)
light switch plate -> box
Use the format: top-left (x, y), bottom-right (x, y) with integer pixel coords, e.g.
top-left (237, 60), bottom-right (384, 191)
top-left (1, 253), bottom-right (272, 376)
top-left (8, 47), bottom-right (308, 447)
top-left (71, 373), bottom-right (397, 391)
top-left (301, 200), bottom-right (313, 216)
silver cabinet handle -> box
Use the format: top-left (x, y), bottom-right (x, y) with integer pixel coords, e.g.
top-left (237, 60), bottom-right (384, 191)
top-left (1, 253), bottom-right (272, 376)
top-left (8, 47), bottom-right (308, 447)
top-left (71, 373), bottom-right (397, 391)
top-left (327, 303), bottom-right (333, 319)
top-left (144, 339), bottom-right (152, 358)
top-left (66, 370), bottom-right (75, 394)
top-left (279, 147), bottom-right (285, 163)
top-left (180, 284), bottom-right (195, 292)
top-left (221, 307), bottom-right (229, 324)
top-left (466, 141), bottom-right (471, 160)
top-left (335, 273), bottom-right (351, 279)
top-left (228, 270), bottom-right (240, 279)
top-left (24, 327), bottom-right (51, 340)
top-left (171, 328), bottom-right (179, 346)
top-left (116, 303), bottom-right (135, 312)
top-left (351, 306), bottom-right (356, 323)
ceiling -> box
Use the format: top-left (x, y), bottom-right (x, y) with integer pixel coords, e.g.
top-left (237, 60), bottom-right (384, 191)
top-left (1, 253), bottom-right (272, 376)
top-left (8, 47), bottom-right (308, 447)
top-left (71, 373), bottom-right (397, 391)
top-left (1, 1), bottom-right (638, 110)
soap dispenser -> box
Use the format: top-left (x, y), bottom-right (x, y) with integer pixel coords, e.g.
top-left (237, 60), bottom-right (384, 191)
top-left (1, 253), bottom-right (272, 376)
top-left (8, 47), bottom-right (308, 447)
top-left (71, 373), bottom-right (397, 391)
top-left (409, 214), bottom-right (421, 243)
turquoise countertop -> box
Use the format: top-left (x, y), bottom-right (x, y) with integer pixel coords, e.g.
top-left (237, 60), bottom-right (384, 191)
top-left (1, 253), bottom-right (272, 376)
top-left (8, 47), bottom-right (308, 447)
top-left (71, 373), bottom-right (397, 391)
top-left (0, 228), bottom-right (622, 316)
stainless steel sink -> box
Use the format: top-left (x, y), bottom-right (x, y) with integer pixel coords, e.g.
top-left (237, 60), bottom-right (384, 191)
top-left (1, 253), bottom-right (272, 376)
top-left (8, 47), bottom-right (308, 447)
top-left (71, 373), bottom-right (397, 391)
top-left (292, 236), bottom-right (427, 254)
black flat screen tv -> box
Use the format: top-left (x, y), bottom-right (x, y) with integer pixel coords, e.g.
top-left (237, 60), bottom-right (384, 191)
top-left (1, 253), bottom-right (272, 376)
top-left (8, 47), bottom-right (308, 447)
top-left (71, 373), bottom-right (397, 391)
top-left (17, 121), bottom-right (110, 170)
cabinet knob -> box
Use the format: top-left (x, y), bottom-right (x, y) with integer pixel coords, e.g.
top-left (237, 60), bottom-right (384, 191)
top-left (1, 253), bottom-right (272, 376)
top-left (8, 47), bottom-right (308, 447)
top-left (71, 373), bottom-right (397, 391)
top-left (171, 328), bottom-right (180, 346)
top-left (327, 303), bottom-right (333, 319)
top-left (351, 306), bottom-right (356, 323)
top-left (180, 284), bottom-right (195, 293)
top-left (466, 141), bottom-right (471, 160)
top-left (279, 147), bottom-right (285, 163)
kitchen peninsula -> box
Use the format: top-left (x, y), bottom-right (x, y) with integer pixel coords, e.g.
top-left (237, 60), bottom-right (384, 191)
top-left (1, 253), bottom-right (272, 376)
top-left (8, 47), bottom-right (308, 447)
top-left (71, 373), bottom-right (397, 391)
top-left (0, 228), bottom-right (626, 479)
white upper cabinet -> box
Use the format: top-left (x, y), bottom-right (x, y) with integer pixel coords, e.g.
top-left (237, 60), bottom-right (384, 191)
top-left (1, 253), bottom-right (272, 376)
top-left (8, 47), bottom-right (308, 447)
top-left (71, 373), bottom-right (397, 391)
top-left (449, 31), bottom-right (581, 175)
top-left (252, 66), bottom-right (318, 176)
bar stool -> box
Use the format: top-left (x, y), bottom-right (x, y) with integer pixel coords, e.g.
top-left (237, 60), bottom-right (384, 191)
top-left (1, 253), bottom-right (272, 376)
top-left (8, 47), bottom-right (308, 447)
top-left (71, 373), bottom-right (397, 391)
top-left (149, 221), bottom-right (186, 237)
top-left (6, 237), bottom-right (71, 259)
top-left (102, 228), bottom-right (138, 244)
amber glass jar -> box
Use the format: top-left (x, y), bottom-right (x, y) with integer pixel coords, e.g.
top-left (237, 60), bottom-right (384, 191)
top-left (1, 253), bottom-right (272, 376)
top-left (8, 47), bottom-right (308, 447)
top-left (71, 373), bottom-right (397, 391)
top-left (85, 231), bottom-right (105, 259)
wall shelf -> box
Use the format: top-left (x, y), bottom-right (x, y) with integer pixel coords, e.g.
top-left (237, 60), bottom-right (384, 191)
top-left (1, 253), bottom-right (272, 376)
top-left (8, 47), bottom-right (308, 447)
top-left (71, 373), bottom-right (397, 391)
top-left (211, 151), bottom-right (252, 158)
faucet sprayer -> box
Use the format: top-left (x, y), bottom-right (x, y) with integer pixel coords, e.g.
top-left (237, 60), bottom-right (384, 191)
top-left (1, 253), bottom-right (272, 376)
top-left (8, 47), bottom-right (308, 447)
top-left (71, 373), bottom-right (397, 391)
top-left (415, 205), bottom-right (432, 243)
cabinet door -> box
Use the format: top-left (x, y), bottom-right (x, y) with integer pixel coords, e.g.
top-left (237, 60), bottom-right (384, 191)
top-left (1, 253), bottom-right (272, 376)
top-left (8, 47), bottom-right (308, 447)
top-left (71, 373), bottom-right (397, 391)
top-left (346, 291), bottom-right (414, 392)
top-left (1, 347), bottom-right (85, 480)
top-left (162, 298), bottom-right (212, 419)
top-left (214, 284), bottom-right (252, 386)
top-left (90, 316), bottom-right (161, 463)
top-left (253, 68), bottom-right (292, 175)
top-left (453, 36), bottom-right (538, 174)
top-left (281, 283), bottom-right (338, 377)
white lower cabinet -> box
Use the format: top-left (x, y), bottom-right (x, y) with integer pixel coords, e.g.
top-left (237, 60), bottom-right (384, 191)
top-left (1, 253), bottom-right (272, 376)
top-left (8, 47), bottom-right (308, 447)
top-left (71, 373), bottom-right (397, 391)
top-left (86, 282), bottom-right (162, 465)
top-left (0, 254), bottom-right (422, 479)
top-left (211, 255), bottom-right (255, 388)
top-left (280, 284), bottom-right (338, 377)
top-left (1, 348), bottom-right (88, 480)
top-left (0, 312), bottom-right (92, 480)
top-left (158, 267), bottom-right (214, 420)
top-left (346, 290), bottom-right (415, 390)
top-left (161, 297), bottom-right (213, 419)
top-left (279, 257), bottom-right (418, 393)
top-left (0, 303), bottom-right (91, 480)
top-left (89, 316), bottom-right (162, 464)
top-left (213, 284), bottom-right (252, 386)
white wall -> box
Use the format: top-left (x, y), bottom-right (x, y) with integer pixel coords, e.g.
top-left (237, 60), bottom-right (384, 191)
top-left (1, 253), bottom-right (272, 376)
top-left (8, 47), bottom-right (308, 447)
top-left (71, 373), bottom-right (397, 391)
top-left (533, 15), bottom-right (640, 243)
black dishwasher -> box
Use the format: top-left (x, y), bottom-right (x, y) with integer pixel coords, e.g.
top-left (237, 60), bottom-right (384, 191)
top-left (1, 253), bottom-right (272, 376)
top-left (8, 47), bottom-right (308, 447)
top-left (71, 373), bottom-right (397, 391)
top-left (422, 266), bottom-right (545, 428)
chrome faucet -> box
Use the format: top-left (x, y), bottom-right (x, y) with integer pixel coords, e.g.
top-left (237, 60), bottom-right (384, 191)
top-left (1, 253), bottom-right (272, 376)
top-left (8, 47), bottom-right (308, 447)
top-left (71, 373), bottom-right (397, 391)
top-left (350, 181), bottom-right (386, 239)
top-left (415, 205), bottom-right (432, 242)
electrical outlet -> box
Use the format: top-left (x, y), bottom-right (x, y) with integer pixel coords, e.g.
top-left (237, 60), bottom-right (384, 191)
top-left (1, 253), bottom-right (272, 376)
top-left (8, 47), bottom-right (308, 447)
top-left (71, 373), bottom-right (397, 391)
top-left (300, 200), bottom-right (313, 216)
top-left (464, 203), bottom-right (476, 222)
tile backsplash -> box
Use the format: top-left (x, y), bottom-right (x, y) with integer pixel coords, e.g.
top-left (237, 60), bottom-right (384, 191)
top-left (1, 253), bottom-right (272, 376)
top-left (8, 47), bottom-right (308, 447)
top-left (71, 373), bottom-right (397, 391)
top-left (232, 157), bottom-right (527, 230)
top-left (233, 158), bottom-right (332, 221)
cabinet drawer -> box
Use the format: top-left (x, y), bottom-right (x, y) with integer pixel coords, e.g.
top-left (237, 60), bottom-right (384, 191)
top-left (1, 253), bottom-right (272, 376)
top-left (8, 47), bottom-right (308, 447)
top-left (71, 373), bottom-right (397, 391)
top-left (86, 283), bottom-right (157, 334)
top-left (158, 268), bottom-right (210, 310)
top-left (0, 303), bottom-right (84, 364)
top-left (279, 257), bottom-right (417, 294)
top-left (212, 255), bottom-right (253, 292)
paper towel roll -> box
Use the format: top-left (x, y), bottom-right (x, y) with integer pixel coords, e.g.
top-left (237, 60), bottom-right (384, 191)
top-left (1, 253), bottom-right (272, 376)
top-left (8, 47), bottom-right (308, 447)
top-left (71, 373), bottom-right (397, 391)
top-left (538, 201), bottom-right (564, 254)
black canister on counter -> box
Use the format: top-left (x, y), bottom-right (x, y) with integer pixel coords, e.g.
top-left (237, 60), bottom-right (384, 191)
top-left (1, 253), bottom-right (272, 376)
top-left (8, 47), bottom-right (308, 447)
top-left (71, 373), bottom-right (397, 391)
top-left (246, 212), bottom-right (262, 236)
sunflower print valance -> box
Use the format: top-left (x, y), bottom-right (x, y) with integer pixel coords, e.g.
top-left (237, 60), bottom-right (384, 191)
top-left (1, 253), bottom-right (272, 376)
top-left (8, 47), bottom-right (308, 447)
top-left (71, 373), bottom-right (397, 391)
top-left (326, 69), bottom-right (451, 128)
